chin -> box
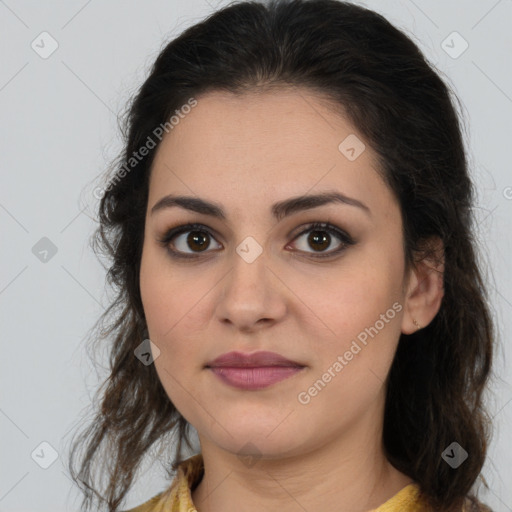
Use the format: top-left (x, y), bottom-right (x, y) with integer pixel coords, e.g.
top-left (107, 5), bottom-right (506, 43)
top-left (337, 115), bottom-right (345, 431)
top-left (208, 424), bottom-right (306, 460)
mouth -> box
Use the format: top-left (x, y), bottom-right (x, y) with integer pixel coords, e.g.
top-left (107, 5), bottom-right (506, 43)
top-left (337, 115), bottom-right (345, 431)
top-left (205, 351), bottom-right (306, 390)
top-left (207, 365), bottom-right (305, 390)
top-left (205, 350), bottom-right (304, 368)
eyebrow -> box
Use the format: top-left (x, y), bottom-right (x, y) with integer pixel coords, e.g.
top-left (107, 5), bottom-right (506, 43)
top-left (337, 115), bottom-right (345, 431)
top-left (150, 191), bottom-right (371, 221)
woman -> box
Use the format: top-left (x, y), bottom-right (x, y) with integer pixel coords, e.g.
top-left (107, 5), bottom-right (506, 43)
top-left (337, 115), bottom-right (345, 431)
top-left (68, 1), bottom-right (495, 511)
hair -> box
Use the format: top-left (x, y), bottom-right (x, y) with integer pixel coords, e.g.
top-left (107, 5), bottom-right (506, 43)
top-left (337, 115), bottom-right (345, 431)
top-left (67, 1), bottom-right (496, 511)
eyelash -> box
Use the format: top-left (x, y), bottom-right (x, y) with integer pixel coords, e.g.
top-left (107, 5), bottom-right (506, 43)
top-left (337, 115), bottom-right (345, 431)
top-left (157, 221), bottom-right (356, 260)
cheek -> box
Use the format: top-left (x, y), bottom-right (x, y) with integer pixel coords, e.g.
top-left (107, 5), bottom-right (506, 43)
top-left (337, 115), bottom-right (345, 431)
top-left (291, 256), bottom-right (402, 336)
top-left (292, 254), bottom-right (404, 383)
top-left (143, 287), bottom-right (204, 422)
top-left (141, 282), bottom-right (206, 392)
top-left (140, 245), bottom-right (209, 338)
top-left (295, 296), bottom-right (402, 428)
top-left (139, 248), bottom-right (211, 400)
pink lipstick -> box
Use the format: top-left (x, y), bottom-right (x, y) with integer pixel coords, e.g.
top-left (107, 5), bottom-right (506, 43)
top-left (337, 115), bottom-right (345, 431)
top-left (205, 350), bottom-right (305, 390)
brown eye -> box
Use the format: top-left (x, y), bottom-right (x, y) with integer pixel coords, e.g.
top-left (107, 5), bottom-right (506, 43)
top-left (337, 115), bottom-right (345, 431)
top-left (158, 221), bottom-right (355, 261)
top-left (307, 230), bottom-right (331, 251)
top-left (185, 231), bottom-right (211, 252)
top-left (290, 222), bottom-right (354, 258)
top-left (169, 228), bottom-right (221, 254)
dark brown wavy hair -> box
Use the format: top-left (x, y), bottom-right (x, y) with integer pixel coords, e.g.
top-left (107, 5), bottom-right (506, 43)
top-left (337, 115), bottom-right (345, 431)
top-left (66, 1), bottom-right (496, 511)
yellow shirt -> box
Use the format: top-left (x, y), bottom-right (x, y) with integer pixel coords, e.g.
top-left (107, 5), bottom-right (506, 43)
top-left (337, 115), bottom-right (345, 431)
top-left (124, 453), bottom-right (431, 512)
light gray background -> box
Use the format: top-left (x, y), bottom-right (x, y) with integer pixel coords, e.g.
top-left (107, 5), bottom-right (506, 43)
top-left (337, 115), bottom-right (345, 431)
top-left (1, 0), bottom-right (511, 511)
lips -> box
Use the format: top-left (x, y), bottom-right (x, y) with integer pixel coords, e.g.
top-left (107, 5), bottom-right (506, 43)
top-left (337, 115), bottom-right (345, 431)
top-left (205, 351), bottom-right (306, 390)
top-left (205, 350), bottom-right (304, 369)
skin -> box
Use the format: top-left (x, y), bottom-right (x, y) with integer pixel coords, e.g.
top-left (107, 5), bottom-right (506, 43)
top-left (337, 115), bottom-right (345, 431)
top-left (139, 88), bottom-right (444, 512)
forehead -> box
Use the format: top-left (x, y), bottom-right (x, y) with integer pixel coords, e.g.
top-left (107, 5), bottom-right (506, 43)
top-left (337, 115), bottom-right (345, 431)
top-left (148, 88), bottom-right (391, 218)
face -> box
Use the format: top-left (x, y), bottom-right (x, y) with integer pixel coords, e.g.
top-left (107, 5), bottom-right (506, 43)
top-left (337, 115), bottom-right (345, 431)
top-left (139, 88), bottom-right (411, 460)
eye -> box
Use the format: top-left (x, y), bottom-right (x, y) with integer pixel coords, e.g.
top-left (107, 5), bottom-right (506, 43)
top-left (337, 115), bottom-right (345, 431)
top-left (287, 222), bottom-right (355, 259)
top-left (157, 223), bottom-right (222, 259)
top-left (157, 221), bottom-right (355, 260)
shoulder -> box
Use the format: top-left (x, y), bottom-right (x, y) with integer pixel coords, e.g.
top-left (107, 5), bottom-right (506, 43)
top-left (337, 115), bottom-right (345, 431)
top-left (389, 483), bottom-right (493, 512)
top-left (461, 495), bottom-right (493, 512)
top-left (121, 492), bottom-right (166, 512)
top-left (121, 453), bottom-right (204, 512)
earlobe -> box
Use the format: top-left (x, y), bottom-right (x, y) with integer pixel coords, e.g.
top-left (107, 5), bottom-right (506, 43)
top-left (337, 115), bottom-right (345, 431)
top-left (401, 237), bottom-right (445, 335)
top-left (412, 318), bottom-right (422, 330)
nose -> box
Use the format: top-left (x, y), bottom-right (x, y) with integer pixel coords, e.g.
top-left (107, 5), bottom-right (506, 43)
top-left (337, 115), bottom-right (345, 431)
top-left (215, 249), bottom-right (287, 333)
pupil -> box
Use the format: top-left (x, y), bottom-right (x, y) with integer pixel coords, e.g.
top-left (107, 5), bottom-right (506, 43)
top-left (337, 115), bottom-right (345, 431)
top-left (188, 231), bottom-right (209, 251)
top-left (309, 230), bottom-right (329, 251)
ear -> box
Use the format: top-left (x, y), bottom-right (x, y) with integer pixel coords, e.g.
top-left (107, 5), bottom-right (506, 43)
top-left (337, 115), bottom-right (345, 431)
top-left (401, 236), bottom-right (445, 335)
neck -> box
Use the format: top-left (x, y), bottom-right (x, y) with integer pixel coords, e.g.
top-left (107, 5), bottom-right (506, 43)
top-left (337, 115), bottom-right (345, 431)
top-left (191, 405), bottom-right (415, 512)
